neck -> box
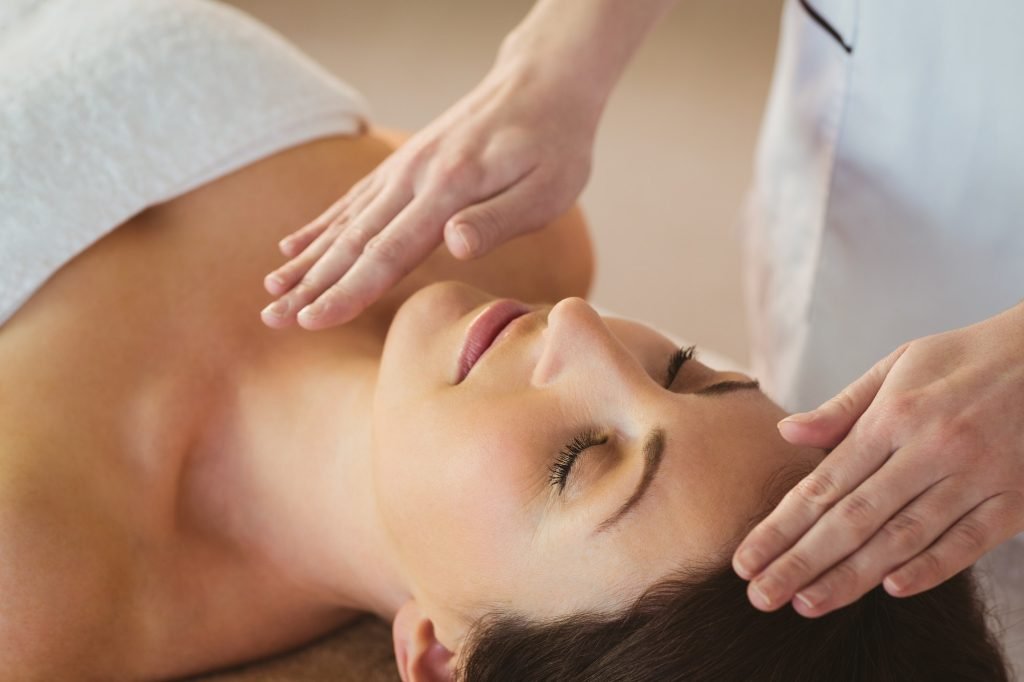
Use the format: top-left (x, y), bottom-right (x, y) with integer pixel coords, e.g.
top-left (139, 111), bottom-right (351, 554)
top-left (181, 329), bottom-right (409, 621)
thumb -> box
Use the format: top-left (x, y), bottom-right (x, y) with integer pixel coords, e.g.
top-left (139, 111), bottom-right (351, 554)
top-left (779, 343), bottom-right (910, 448)
top-left (444, 171), bottom-right (550, 260)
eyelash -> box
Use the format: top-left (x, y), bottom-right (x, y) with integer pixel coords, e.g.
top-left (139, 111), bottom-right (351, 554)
top-left (548, 429), bottom-right (607, 492)
top-left (547, 345), bottom-right (696, 493)
top-left (665, 344), bottom-right (696, 388)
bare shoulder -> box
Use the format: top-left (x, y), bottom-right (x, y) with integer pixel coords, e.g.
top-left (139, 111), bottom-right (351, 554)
top-left (0, 463), bottom-right (134, 679)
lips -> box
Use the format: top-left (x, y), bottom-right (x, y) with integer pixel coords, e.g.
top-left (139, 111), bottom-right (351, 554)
top-left (456, 299), bottom-right (531, 383)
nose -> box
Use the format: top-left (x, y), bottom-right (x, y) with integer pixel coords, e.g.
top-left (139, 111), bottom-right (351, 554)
top-left (531, 297), bottom-right (641, 390)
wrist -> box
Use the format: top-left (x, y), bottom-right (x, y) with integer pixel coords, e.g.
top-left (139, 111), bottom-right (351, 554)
top-left (489, 47), bottom-right (607, 122)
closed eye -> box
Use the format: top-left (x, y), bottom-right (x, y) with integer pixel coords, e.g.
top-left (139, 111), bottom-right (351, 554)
top-left (549, 429), bottom-right (606, 492)
top-left (664, 345), bottom-right (695, 388)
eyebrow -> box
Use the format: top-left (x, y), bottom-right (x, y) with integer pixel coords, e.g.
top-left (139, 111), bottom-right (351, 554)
top-left (597, 428), bottom-right (665, 533)
top-left (595, 379), bottom-right (762, 533)
top-left (695, 379), bottom-right (761, 396)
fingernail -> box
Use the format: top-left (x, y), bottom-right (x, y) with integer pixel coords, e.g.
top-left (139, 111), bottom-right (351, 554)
top-left (279, 238), bottom-right (294, 252)
top-left (884, 574), bottom-right (907, 594)
top-left (266, 274), bottom-right (286, 291)
top-left (780, 412), bottom-right (815, 425)
top-left (795, 586), bottom-right (826, 609)
top-left (262, 300), bottom-right (289, 318)
top-left (735, 547), bottom-right (764, 577)
top-left (751, 581), bottom-right (775, 609)
top-left (452, 222), bottom-right (478, 256)
top-left (300, 301), bottom-right (328, 321)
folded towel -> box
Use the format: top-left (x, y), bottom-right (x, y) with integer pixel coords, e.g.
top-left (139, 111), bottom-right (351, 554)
top-left (0, 0), bottom-right (368, 326)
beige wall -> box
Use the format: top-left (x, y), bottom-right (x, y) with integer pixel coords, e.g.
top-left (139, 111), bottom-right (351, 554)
top-left (225, 0), bottom-right (784, 364)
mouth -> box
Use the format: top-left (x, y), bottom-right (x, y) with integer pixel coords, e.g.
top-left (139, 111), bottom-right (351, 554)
top-left (456, 299), bottom-right (532, 383)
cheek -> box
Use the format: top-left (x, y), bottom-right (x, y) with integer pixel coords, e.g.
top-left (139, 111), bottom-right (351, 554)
top-left (373, 399), bottom-right (540, 579)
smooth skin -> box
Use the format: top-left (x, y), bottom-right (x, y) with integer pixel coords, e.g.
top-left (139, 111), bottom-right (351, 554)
top-left (0, 122), bottom-right (819, 679)
top-left (0, 129), bottom-right (594, 679)
top-left (0, 124), bottom-right (821, 681)
top-left (263, 0), bottom-right (1024, 618)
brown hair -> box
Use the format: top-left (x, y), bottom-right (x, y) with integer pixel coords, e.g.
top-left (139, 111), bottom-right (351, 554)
top-left (456, 463), bottom-right (1009, 681)
top-left (456, 565), bottom-right (1007, 681)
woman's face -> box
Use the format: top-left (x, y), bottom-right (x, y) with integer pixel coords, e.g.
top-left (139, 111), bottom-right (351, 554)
top-left (372, 282), bottom-right (819, 645)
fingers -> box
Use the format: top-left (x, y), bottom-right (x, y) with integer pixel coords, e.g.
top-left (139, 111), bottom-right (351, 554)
top-left (742, 444), bottom-right (939, 612)
top-left (443, 167), bottom-right (546, 260)
top-left (264, 223), bottom-right (342, 305)
top-left (278, 173), bottom-right (376, 260)
top-left (786, 474), bottom-right (975, 616)
top-left (278, 195), bottom-right (344, 260)
top-left (778, 344), bottom-right (911, 449)
top-left (733, 420), bottom-right (893, 581)
top-left (883, 492), bottom-right (1023, 598)
top-left (295, 191), bottom-right (460, 329)
top-left (266, 178), bottom-right (382, 298)
top-left (261, 184), bottom-right (410, 328)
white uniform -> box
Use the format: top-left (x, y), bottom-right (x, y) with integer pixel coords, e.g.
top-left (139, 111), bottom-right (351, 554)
top-left (744, 0), bottom-right (1024, 675)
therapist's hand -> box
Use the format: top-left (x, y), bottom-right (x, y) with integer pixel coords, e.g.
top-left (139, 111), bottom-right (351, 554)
top-left (261, 58), bottom-right (598, 330)
top-left (732, 300), bottom-right (1024, 617)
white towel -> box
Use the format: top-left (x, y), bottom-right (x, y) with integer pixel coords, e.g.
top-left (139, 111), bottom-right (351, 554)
top-left (0, 0), bottom-right (369, 326)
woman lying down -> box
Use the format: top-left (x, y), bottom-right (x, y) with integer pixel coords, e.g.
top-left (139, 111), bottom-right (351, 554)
top-left (0, 0), bottom-right (1010, 680)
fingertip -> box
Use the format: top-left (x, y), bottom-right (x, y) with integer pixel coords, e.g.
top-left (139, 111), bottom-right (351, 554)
top-left (445, 221), bottom-right (479, 260)
top-left (792, 594), bottom-right (816, 617)
top-left (296, 305), bottom-right (324, 330)
top-left (748, 582), bottom-right (777, 612)
top-left (792, 595), bottom-right (828, 618)
top-left (732, 546), bottom-right (765, 580)
top-left (297, 300), bottom-right (356, 330)
top-left (264, 273), bottom-right (288, 296)
top-left (260, 308), bottom-right (292, 329)
top-left (777, 414), bottom-right (842, 448)
top-left (883, 574), bottom-right (908, 597)
top-left (777, 418), bottom-right (811, 443)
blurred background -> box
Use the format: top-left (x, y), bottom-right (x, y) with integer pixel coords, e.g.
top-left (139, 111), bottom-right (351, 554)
top-left (225, 0), bottom-right (785, 364)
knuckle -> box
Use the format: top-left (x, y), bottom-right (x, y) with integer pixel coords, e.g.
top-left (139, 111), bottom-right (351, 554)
top-left (912, 550), bottom-right (945, 585)
top-left (886, 391), bottom-right (919, 424)
top-left (792, 471), bottom-right (842, 511)
top-left (826, 561), bottom-right (862, 593)
top-left (880, 511), bottom-right (928, 552)
top-left (950, 518), bottom-right (989, 554)
top-left (835, 492), bottom-right (879, 532)
top-left (828, 390), bottom-right (859, 417)
top-left (363, 233), bottom-right (405, 264)
top-left (777, 550), bottom-right (816, 583)
top-left (749, 520), bottom-right (791, 555)
top-left (438, 153), bottom-right (484, 188)
top-left (470, 206), bottom-right (505, 242)
top-left (297, 274), bottom-right (320, 292)
top-left (325, 283), bottom-right (360, 309)
top-left (335, 229), bottom-right (369, 259)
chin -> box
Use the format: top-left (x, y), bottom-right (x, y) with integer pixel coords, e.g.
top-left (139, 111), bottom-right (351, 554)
top-left (376, 281), bottom-right (498, 400)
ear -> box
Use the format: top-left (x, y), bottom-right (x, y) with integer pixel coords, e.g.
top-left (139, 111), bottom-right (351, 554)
top-left (392, 599), bottom-right (455, 682)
